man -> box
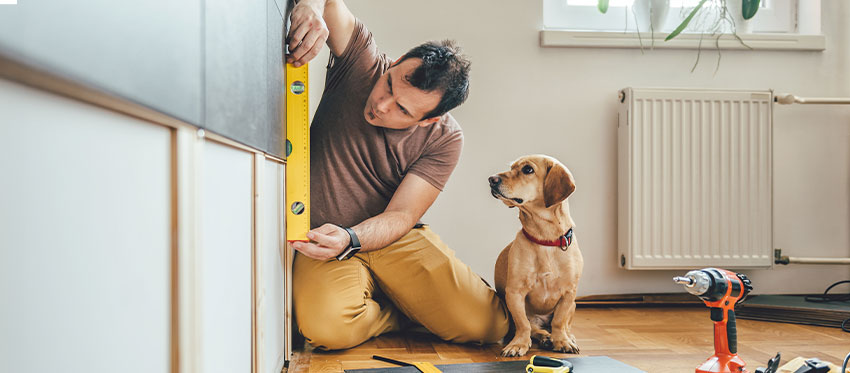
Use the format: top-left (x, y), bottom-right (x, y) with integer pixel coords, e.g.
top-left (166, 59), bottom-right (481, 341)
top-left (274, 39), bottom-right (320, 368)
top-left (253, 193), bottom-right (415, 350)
top-left (286, 0), bottom-right (508, 350)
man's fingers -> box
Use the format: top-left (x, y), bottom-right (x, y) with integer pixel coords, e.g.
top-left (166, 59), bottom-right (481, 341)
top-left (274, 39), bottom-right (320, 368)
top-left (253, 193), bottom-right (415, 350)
top-left (314, 223), bottom-right (339, 235)
top-left (299, 43), bottom-right (322, 65)
top-left (291, 27), bottom-right (322, 60)
top-left (293, 30), bottom-right (326, 66)
top-left (306, 230), bottom-right (341, 248)
top-left (291, 241), bottom-right (336, 261)
top-left (286, 22), bottom-right (311, 53)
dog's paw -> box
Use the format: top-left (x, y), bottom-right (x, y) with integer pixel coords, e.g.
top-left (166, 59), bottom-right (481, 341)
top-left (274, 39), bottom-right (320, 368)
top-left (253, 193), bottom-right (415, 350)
top-left (551, 337), bottom-right (580, 354)
top-left (532, 330), bottom-right (553, 350)
top-left (501, 337), bottom-right (531, 357)
top-left (539, 337), bottom-right (554, 350)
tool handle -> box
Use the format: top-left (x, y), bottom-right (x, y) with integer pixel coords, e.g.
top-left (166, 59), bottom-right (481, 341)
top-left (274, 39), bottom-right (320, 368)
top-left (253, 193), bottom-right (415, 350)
top-left (710, 307), bottom-right (738, 354)
top-left (727, 309), bottom-right (737, 354)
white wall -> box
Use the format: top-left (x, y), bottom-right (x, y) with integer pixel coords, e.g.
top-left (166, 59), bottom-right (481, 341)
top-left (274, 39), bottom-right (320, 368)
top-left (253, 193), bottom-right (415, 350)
top-left (311, 1), bottom-right (850, 295)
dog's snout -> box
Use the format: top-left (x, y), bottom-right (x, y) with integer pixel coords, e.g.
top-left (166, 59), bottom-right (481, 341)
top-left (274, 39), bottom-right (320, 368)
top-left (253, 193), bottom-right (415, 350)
top-left (488, 176), bottom-right (501, 187)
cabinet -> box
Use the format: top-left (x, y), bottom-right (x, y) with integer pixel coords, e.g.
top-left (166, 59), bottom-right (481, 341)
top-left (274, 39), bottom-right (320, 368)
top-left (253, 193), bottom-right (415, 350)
top-left (0, 0), bottom-right (289, 157)
top-left (0, 0), bottom-right (203, 123)
top-left (0, 78), bottom-right (292, 373)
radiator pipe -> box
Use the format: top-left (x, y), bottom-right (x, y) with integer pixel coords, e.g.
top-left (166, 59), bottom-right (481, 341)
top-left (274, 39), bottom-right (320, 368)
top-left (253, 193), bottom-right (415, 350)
top-left (775, 94), bottom-right (850, 105)
top-left (774, 249), bottom-right (850, 265)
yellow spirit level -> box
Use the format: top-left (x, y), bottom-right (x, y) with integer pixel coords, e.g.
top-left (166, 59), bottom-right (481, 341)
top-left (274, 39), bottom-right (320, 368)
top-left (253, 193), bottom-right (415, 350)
top-left (285, 62), bottom-right (309, 242)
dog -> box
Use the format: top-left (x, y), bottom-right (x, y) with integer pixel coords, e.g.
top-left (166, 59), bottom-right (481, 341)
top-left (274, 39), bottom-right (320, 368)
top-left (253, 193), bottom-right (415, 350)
top-left (489, 154), bottom-right (583, 357)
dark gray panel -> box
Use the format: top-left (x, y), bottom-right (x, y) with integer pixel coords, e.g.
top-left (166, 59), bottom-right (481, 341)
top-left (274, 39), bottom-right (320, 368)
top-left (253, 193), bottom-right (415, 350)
top-left (267, 0), bottom-right (284, 157)
top-left (0, 0), bottom-right (203, 124)
top-left (346, 356), bottom-right (645, 373)
top-left (204, 0), bottom-right (269, 152)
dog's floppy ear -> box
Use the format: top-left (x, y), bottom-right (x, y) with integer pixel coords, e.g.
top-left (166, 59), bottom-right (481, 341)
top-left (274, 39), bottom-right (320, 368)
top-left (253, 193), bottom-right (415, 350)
top-left (543, 160), bottom-right (576, 208)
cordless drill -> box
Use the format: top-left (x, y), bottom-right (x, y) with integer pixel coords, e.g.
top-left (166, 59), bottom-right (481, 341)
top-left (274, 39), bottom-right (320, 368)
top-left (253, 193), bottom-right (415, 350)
top-left (674, 268), bottom-right (753, 373)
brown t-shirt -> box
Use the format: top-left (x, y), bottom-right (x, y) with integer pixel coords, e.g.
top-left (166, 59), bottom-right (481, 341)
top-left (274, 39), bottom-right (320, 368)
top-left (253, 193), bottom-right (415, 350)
top-left (309, 20), bottom-right (464, 229)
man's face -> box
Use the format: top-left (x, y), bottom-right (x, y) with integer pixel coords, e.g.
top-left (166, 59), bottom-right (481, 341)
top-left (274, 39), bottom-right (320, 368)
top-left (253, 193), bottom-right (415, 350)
top-left (364, 58), bottom-right (443, 129)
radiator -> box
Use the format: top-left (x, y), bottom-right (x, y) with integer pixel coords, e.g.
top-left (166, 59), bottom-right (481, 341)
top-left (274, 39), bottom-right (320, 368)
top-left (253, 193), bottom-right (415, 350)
top-left (617, 88), bottom-right (774, 270)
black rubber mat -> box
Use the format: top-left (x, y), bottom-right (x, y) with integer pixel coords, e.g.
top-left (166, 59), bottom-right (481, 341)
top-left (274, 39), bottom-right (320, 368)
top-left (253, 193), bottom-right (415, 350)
top-left (737, 295), bottom-right (850, 329)
top-left (346, 355), bottom-right (645, 372)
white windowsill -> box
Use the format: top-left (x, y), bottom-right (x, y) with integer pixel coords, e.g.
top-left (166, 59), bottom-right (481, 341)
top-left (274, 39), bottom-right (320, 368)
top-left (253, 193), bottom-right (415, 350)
top-left (540, 30), bottom-right (826, 51)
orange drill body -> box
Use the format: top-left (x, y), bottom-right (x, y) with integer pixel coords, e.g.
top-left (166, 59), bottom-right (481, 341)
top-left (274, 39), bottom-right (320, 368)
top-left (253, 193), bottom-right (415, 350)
top-left (674, 268), bottom-right (753, 373)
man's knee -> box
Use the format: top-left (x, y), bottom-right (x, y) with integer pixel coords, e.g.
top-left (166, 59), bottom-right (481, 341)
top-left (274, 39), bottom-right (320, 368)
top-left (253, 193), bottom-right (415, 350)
top-left (297, 314), bottom-right (367, 350)
top-left (295, 295), bottom-right (377, 350)
top-left (293, 254), bottom-right (378, 349)
top-left (293, 287), bottom-right (371, 349)
top-left (431, 303), bottom-right (509, 344)
top-left (459, 314), bottom-right (509, 344)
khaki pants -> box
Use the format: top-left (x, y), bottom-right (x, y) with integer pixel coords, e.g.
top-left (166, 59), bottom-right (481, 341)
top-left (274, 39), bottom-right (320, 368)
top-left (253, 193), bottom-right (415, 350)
top-left (293, 225), bottom-right (509, 350)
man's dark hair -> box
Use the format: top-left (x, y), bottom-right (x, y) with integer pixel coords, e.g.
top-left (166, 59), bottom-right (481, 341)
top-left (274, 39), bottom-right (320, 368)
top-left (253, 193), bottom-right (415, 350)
top-left (397, 40), bottom-right (471, 120)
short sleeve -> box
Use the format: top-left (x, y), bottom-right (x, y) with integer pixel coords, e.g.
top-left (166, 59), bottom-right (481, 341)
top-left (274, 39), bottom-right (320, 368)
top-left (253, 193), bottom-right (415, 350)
top-left (325, 19), bottom-right (387, 91)
top-left (406, 130), bottom-right (464, 191)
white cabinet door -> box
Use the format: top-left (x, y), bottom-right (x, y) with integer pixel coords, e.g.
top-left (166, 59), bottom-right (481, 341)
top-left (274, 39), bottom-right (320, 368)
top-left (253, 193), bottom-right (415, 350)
top-left (258, 159), bottom-right (288, 373)
top-left (199, 141), bottom-right (253, 373)
top-left (0, 79), bottom-right (172, 373)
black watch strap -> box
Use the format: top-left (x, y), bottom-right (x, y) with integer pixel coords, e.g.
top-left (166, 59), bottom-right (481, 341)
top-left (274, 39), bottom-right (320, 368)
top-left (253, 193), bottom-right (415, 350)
top-left (336, 227), bottom-right (361, 261)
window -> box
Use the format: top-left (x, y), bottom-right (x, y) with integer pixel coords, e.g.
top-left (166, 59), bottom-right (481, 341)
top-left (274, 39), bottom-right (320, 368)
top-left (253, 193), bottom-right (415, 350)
top-left (543, 0), bottom-right (795, 34)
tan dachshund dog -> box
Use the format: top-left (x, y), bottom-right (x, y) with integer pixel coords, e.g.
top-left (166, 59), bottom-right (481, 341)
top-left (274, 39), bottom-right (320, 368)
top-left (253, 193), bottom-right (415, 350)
top-left (489, 155), bottom-right (583, 357)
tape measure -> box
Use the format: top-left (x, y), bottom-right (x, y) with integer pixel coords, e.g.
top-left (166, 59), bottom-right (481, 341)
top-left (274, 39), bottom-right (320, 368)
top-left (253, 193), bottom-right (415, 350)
top-left (285, 62), bottom-right (310, 243)
top-left (372, 355), bottom-right (442, 373)
top-left (526, 355), bottom-right (574, 373)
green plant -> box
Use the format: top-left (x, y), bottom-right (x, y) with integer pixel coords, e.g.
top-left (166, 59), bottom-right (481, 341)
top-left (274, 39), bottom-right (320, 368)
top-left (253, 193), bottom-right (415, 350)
top-left (595, 0), bottom-right (760, 72)
top-left (666, 0), bottom-right (709, 40)
top-left (742, 0), bottom-right (760, 20)
top-left (598, 0), bottom-right (609, 14)
top-left (668, 0), bottom-right (760, 72)
top-left (667, 0), bottom-right (760, 40)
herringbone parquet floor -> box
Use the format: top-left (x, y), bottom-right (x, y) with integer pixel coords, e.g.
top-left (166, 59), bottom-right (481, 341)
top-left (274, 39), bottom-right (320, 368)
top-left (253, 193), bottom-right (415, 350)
top-left (288, 306), bottom-right (850, 373)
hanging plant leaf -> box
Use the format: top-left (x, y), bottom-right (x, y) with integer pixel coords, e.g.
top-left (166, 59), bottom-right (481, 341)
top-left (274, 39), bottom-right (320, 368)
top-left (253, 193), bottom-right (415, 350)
top-left (742, 0), bottom-right (760, 20)
top-left (666, 0), bottom-right (709, 41)
top-left (598, 0), bottom-right (609, 14)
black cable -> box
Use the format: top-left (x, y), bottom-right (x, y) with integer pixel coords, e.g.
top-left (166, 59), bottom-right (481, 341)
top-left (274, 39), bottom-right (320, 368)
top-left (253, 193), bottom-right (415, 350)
top-left (842, 351), bottom-right (849, 373)
top-left (372, 355), bottom-right (414, 367)
top-left (805, 280), bottom-right (850, 303)
top-left (804, 280), bottom-right (850, 333)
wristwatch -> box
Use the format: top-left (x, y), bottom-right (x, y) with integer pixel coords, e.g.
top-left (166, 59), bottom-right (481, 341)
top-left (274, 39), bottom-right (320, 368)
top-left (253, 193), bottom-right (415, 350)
top-left (336, 226), bottom-right (361, 261)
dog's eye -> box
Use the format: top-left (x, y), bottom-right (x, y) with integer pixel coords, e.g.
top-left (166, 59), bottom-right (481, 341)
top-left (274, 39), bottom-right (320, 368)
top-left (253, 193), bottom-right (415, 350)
top-left (522, 165), bottom-right (534, 175)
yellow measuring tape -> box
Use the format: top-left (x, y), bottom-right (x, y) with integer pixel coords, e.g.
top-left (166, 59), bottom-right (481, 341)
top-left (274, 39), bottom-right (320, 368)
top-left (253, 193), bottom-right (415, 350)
top-left (410, 362), bottom-right (441, 373)
top-left (285, 62), bottom-right (310, 243)
top-left (372, 355), bottom-right (442, 373)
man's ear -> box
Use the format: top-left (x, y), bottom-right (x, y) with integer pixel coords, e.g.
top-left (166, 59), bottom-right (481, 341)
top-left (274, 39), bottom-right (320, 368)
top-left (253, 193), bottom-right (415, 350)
top-left (417, 116), bottom-right (442, 127)
top-left (543, 160), bottom-right (576, 208)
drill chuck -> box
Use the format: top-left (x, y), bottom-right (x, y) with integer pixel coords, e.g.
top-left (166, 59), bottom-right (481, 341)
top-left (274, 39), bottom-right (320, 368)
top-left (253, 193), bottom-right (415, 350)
top-left (673, 270), bottom-right (712, 297)
top-left (673, 276), bottom-right (694, 285)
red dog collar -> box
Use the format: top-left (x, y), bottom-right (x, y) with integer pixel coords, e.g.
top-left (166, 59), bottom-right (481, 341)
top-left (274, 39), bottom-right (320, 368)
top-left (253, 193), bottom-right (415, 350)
top-left (522, 228), bottom-right (574, 251)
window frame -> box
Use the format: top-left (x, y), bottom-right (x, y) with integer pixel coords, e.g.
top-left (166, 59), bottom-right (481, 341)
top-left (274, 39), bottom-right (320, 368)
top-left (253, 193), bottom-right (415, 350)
top-left (543, 0), bottom-right (796, 34)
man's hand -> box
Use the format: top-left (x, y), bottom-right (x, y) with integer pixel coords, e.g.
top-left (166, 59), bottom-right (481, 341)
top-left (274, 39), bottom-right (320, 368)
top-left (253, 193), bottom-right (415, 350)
top-left (291, 223), bottom-right (351, 261)
top-left (286, 0), bottom-right (329, 67)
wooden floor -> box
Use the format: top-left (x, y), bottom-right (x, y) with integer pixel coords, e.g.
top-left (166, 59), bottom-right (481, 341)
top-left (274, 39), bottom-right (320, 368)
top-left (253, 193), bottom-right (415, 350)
top-left (287, 306), bottom-right (850, 373)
